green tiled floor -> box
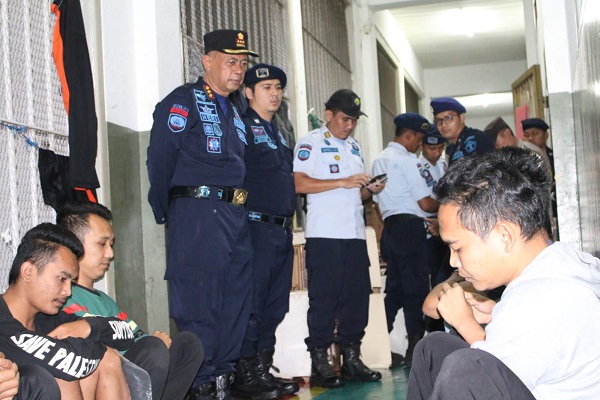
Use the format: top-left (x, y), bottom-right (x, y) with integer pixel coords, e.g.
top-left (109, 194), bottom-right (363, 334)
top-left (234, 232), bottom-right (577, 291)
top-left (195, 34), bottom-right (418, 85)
top-left (282, 367), bottom-right (410, 400)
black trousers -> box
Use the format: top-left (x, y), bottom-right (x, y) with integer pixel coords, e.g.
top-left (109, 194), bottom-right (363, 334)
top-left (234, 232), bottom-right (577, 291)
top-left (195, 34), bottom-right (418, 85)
top-left (304, 238), bottom-right (371, 350)
top-left (17, 365), bottom-right (60, 400)
top-left (407, 332), bottom-right (535, 400)
top-left (382, 216), bottom-right (429, 335)
top-left (240, 221), bottom-right (294, 356)
top-left (124, 332), bottom-right (204, 400)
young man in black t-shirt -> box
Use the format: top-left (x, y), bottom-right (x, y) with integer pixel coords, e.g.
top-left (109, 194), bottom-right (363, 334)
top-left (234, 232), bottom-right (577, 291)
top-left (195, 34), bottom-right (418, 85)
top-left (0, 223), bottom-right (135, 399)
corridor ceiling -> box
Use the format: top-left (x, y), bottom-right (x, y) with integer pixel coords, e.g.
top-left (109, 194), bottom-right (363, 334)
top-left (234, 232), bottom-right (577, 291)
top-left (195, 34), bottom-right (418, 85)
top-left (370, 0), bottom-right (527, 69)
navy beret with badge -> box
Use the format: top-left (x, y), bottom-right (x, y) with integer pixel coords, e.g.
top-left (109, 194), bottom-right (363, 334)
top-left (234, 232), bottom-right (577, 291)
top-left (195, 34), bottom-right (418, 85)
top-left (325, 89), bottom-right (367, 118)
top-left (244, 63), bottom-right (287, 89)
top-left (422, 125), bottom-right (446, 145)
top-left (430, 97), bottom-right (467, 115)
top-left (203, 29), bottom-right (259, 57)
top-left (393, 112), bottom-right (430, 134)
top-left (521, 118), bottom-right (549, 131)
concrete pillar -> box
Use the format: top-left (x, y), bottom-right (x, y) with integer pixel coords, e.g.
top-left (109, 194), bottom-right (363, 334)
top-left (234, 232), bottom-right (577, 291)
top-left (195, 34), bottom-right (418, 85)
top-left (347, 0), bottom-right (384, 169)
top-left (99, 0), bottom-right (183, 333)
top-left (538, 0), bottom-right (580, 247)
top-left (286, 0), bottom-right (309, 143)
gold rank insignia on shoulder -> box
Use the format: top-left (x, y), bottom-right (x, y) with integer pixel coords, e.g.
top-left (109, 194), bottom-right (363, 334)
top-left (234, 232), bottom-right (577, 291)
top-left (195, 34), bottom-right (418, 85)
top-left (203, 85), bottom-right (215, 100)
top-left (334, 155), bottom-right (340, 160)
top-left (325, 131), bottom-right (331, 138)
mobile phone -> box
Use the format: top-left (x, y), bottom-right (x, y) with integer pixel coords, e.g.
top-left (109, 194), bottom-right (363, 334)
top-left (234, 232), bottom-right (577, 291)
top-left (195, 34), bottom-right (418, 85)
top-left (369, 173), bottom-right (387, 184)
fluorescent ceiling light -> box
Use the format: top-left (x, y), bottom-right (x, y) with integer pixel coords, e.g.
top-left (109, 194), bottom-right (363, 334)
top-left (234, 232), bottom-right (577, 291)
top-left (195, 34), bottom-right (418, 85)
top-left (454, 92), bottom-right (513, 109)
top-left (438, 7), bottom-right (497, 37)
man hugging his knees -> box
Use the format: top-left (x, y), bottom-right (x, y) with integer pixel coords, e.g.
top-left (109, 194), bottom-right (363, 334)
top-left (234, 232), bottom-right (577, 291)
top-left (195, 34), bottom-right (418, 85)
top-left (57, 202), bottom-right (204, 400)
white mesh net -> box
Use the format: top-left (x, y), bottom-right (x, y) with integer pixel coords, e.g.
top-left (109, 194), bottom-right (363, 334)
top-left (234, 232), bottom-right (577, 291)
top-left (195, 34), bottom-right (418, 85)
top-left (0, 1), bottom-right (69, 291)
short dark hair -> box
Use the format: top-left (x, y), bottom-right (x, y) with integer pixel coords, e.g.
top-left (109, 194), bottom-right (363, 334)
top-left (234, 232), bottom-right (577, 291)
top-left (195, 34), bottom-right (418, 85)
top-left (394, 126), bottom-right (410, 137)
top-left (9, 223), bottom-right (84, 286)
top-left (56, 202), bottom-right (113, 242)
top-left (433, 147), bottom-right (551, 240)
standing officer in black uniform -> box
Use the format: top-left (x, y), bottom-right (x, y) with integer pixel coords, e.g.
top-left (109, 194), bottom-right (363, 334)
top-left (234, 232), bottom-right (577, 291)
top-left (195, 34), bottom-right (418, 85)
top-left (430, 97), bottom-right (494, 165)
top-left (230, 64), bottom-right (299, 400)
top-left (372, 113), bottom-right (438, 368)
top-left (147, 29), bottom-right (258, 400)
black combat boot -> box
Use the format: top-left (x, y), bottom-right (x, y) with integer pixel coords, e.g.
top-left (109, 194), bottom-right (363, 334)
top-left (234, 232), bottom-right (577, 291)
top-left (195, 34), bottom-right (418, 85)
top-left (341, 342), bottom-right (382, 381)
top-left (214, 372), bottom-right (233, 400)
top-left (230, 356), bottom-right (282, 400)
top-left (404, 334), bottom-right (424, 368)
top-left (188, 381), bottom-right (215, 400)
top-left (256, 349), bottom-right (300, 396)
top-left (309, 347), bottom-right (343, 388)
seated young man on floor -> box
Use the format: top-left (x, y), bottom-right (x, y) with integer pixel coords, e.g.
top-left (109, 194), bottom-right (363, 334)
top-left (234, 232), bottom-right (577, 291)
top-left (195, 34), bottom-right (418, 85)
top-left (57, 202), bottom-right (204, 400)
top-left (0, 223), bottom-right (134, 399)
top-left (407, 147), bottom-right (600, 400)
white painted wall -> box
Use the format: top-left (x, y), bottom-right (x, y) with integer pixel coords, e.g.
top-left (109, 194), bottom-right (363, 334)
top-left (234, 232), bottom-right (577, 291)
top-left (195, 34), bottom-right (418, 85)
top-left (424, 60), bottom-right (527, 99)
top-left (348, 0), bottom-right (385, 169)
top-left (101, 0), bottom-right (182, 132)
top-left (372, 9), bottom-right (426, 96)
top-left (538, 0), bottom-right (577, 93)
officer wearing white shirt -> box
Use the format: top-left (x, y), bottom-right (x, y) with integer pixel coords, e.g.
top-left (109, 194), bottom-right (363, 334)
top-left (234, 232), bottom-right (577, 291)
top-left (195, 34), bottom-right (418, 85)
top-left (418, 127), bottom-right (448, 215)
top-left (372, 112), bottom-right (438, 368)
top-left (418, 127), bottom-right (452, 308)
top-left (293, 89), bottom-right (384, 388)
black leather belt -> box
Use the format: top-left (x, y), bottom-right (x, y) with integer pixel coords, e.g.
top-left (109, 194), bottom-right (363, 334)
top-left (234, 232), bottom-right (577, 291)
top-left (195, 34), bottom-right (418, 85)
top-left (170, 185), bottom-right (248, 206)
top-left (248, 211), bottom-right (293, 228)
top-left (386, 213), bottom-right (422, 222)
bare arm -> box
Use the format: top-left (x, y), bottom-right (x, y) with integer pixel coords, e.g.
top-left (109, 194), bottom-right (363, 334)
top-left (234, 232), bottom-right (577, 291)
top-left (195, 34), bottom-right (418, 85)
top-left (437, 283), bottom-right (486, 344)
top-left (423, 271), bottom-right (466, 318)
top-left (417, 196), bottom-right (439, 213)
top-left (294, 172), bottom-right (371, 194)
top-left (47, 319), bottom-right (91, 339)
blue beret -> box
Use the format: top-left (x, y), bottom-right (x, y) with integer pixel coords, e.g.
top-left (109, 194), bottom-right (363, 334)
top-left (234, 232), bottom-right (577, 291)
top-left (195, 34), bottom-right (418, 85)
top-left (430, 97), bottom-right (466, 115)
top-left (244, 64), bottom-right (287, 89)
top-left (422, 125), bottom-right (446, 145)
top-left (394, 112), bottom-right (430, 134)
top-left (521, 118), bottom-right (549, 131)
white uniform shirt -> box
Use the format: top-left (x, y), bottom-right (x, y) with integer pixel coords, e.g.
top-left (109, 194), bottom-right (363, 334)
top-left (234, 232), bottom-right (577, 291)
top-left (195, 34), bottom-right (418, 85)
top-left (417, 155), bottom-right (448, 217)
top-left (293, 125), bottom-right (366, 239)
top-left (471, 242), bottom-right (600, 399)
top-left (372, 142), bottom-right (431, 220)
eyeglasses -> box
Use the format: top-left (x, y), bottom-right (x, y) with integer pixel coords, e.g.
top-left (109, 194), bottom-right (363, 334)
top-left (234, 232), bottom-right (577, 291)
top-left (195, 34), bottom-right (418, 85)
top-left (434, 114), bottom-right (458, 127)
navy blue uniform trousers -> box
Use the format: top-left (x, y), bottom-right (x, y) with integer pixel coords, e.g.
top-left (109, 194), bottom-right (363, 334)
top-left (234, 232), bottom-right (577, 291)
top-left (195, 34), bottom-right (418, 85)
top-left (304, 238), bottom-right (371, 350)
top-left (407, 332), bottom-right (535, 399)
top-left (166, 196), bottom-right (252, 386)
top-left (240, 221), bottom-right (294, 356)
top-left (382, 215), bottom-right (429, 335)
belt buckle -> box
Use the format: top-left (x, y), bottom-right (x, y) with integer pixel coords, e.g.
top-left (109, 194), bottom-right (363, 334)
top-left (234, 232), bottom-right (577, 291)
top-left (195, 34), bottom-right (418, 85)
top-left (232, 188), bottom-right (248, 206)
top-left (248, 211), bottom-right (262, 221)
top-left (196, 186), bottom-right (210, 199)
